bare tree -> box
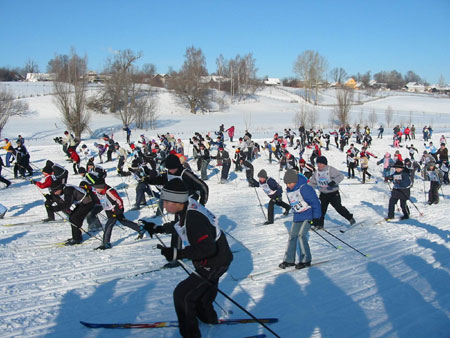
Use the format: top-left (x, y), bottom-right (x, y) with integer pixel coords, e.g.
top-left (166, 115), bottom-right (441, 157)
top-left (368, 109), bottom-right (378, 128)
top-left (293, 50), bottom-right (328, 105)
top-left (22, 58), bottom-right (40, 76)
top-left (408, 111), bottom-right (413, 126)
top-left (89, 49), bottom-right (144, 126)
top-left (134, 88), bottom-right (159, 130)
top-left (330, 67), bottom-right (347, 84)
top-left (0, 87), bottom-right (29, 137)
top-left (222, 53), bottom-right (259, 100)
top-left (334, 88), bottom-right (353, 126)
top-left (293, 103), bottom-right (308, 129)
top-left (168, 46), bottom-right (210, 114)
top-left (307, 106), bottom-right (318, 129)
top-left (438, 74), bottom-right (446, 87)
top-left (52, 50), bottom-right (90, 139)
top-left (216, 54), bottom-right (226, 92)
top-left (385, 105), bottom-right (393, 128)
top-left (243, 111), bottom-right (252, 131)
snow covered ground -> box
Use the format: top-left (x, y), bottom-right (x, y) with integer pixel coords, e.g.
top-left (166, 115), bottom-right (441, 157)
top-left (0, 82), bottom-right (449, 337)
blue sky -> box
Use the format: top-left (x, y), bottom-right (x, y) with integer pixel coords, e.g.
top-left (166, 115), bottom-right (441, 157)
top-left (1, 0), bottom-right (449, 83)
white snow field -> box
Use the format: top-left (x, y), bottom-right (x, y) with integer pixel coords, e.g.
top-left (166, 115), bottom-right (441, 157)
top-left (0, 82), bottom-right (449, 338)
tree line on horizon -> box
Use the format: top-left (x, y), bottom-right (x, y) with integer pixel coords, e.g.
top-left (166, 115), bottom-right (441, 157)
top-left (0, 47), bottom-right (446, 138)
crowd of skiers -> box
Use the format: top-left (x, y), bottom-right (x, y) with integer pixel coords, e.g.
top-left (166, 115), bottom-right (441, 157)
top-left (1, 121), bottom-right (448, 338)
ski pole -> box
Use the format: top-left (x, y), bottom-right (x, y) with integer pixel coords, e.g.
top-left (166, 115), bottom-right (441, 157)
top-left (253, 186), bottom-right (267, 220)
top-left (422, 178), bottom-right (427, 203)
top-left (310, 228), bottom-right (340, 250)
top-left (55, 211), bottom-right (104, 242)
top-left (154, 234), bottom-right (281, 338)
top-left (321, 228), bottom-right (369, 257)
top-left (397, 188), bottom-right (424, 217)
top-left (119, 176), bottom-right (132, 207)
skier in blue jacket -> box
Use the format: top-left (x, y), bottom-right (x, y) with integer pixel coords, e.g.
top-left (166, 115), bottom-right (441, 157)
top-left (279, 169), bottom-right (322, 269)
top-left (256, 169), bottom-right (291, 224)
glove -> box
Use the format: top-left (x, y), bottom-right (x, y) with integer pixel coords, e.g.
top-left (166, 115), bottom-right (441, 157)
top-left (157, 244), bottom-right (177, 262)
top-left (138, 219), bottom-right (158, 238)
top-left (311, 219), bottom-right (321, 228)
top-left (30, 180), bottom-right (36, 185)
top-left (328, 181), bottom-right (337, 187)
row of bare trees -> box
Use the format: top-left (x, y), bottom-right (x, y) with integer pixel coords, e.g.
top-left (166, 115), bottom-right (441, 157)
top-left (0, 88), bottom-right (29, 137)
top-left (166, 47), bottom-right (260, 114)
top-left (49, 49), bottom-right (159, 138)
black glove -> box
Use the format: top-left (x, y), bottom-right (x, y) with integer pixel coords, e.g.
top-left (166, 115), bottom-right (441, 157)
top-left (328, 181), bottom-right (337, 187)
top-left (138, 219), bottom-right (161, 238)
top-left (30, 180), bottom-right (36, 185)
top-left (157, 244), bottom-right (177, 262)
top-left (311, 219), bottom-right (321, 227)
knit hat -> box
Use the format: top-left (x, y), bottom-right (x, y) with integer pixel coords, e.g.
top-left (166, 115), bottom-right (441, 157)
top-left (392, 160), bottom-right (404, 168)
top-left (283, 169), bottom-right (299, 184)
top-left (42, 166), bottom-right (52, 174)
top-left (317, 156), bottom-right (328, 165)
top-left (50, 181), bottom-right (64, 192)
top-left (78, 167), bottom-right (86, 174)
top-left (299, 158), bottom-right (306, 164)
top-left (160, 178), bottom-right (189, 203)
top-left (257, 169), bottom-right (267, 179)
top-left (165, 154), bottom-right (182, 169)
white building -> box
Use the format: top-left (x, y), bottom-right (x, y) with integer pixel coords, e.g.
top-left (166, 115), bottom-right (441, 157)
top-left (26, 73), bottom-right (56, 82)
top-left (263, 77), bottom-right (281, 86)
top-left (405, 82), bottom-right (425, 93)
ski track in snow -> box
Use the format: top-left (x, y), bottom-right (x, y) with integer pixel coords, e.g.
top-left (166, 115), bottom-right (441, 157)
top-left (1, 84), bottom-right (450, 337)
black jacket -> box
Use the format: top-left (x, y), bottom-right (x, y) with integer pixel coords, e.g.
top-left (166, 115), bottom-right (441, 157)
top-left (145, 167), bottom-right (209, 205)
top-left (164, 202), bottom-right (233, 273)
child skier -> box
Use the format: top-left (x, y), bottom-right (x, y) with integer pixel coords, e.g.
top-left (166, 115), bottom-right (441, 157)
top-left (279, 169), bottom-right (321, 269)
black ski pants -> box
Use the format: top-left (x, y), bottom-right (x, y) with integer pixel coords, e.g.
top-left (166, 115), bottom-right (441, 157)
top-left (103, 211), bottom-right (140, 245)
top-left (221, 161), bottom-right (231, 180)
top-left (174, 266), bottom-right (228, 338)
top-left (319, 190), bottom-right (353, 226)
top-left (388, 189), bottom-right (410, 218)
top-left (0, 175), bottom-right (10, 186)
top-left (362, 168), bottom-right (371, 183)
top-left (268, 197), bottom-right (290, 223)
top-left (69, 201), bottom-right (95, 241)
top-left (429, 181), bottom-right (440, 204)
top-left (348, 163), bottom-right (355, 178)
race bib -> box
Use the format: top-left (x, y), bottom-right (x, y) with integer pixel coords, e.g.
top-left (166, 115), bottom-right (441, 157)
top-left (287, 188), bottom-right (310, 213)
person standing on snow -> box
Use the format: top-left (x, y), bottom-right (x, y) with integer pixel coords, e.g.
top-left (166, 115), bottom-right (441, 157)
top-left (89, 175), bottom-right (144, 250)
top-left (385, 160), bottom-right (411, 220)
top-left (44, 182), bottom-right (97, 245)
top-left (279, 169), bottom-right (321, 269)
top-left (139, 179), bottom-right (233, 338)
top-left (0, 156), bottom-right (11, 188)
top-left (212, 146), bottom-right (231, 184)
top-left (255, 169), bottom-right (291, 225)
top-left (308, 156), bottom-right (355, 228)
top-left (424, 162), bottom-right (443, 205)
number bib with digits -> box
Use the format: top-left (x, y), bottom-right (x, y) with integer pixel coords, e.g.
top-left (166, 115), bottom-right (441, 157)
top-left (287, 186), bottom-right (310, 213)
top-left (316, 169), bottom-right (330, 187)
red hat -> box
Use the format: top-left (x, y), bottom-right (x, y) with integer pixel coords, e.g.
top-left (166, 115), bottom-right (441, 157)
top-left (299, 158), bottom-right (306, 164)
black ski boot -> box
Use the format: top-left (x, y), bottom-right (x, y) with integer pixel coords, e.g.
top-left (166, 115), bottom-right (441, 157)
top-left (278, 262), bottom-right (295, 269)
top-left (295, 262), bottom-right (311, 269)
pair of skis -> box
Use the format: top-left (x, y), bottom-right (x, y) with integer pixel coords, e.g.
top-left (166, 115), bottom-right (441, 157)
top-left (81, 318), bottom-right (277, 338)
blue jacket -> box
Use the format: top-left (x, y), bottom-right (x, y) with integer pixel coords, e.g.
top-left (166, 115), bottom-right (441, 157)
top-left (390, 170), bottom-right (411, 189)
top-left (257, 177), bottom-right (282, 199)
top-left (286, 174), bottom-right (321, 222)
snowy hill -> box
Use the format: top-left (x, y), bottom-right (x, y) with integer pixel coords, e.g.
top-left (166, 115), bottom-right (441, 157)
top-left (0, 82), bottom-right (449, 337)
